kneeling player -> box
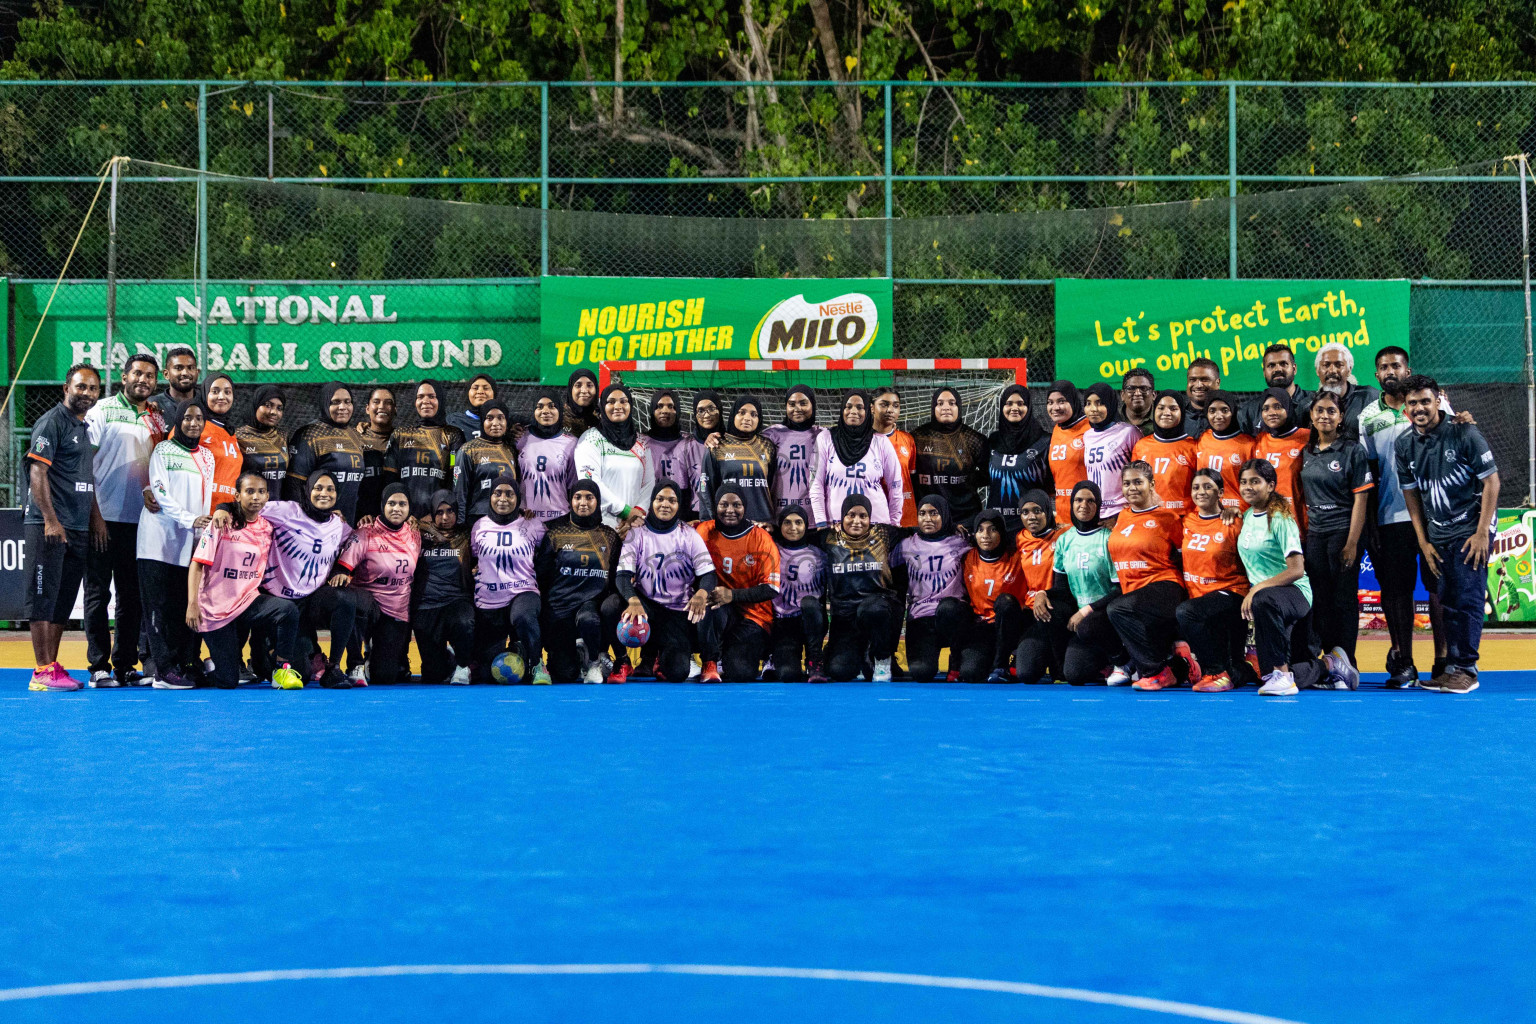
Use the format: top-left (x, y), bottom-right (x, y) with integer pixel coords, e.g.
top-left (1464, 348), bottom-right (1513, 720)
top-left (958, 509), bottom-right (1028, 683)
top-left (335, 482), bottom-right (421, 685)
top-left (471, 475), bottom-right (549, 684)
top-left (769, 505), bottom-right (827, 682)
top-left (819, 494), bottom-right (902, 682)
top-left (696, 484), bottom-right (781, 682)
top-left (536, 480), bottom-right (625, 684)
top-left (894, 495), bottom-right (971, 681)
top-left (413, 490), bottom-right (476, 684)
top-left (615, 480), bottom-right (717, 682)
top-left (1010, 490), bottom-right (1067, 684)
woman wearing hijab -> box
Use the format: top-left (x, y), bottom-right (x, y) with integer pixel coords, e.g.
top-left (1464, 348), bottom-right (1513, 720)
top-left (563, 369), bottom-right (601, 437)
top-left (1131, 390), bottom-right (1199, 513)
top-left (769, 504), bottom-right (828, 683)
top-left (615, 480), bottom-right (718, 683)
top-left (893, 494), bottom-right (972, 682)
top-left (536, 480), bottom-right (626, 684)
top-left (199, 371), bottom-right (243, 508)
top-left (810, 391), bottom-right (906, 528)
top-left (235, 383), bottom-right (288, 493)
top-left (574, 383), bottom-right (654, 530)
top-left (453, 399), bottom-right (518, 526)
top-left (284, 381), bottom-right (366, 524)
top-left (187, 470), bottom-right (303, 690)
top-left (699, 395), bottom-right (779, 526)
top-left (1252, 386), bottom-right (1312, 529)
top-left (958, 508), bottom-right (1029, 684)
top-left (448, 373), bottom-right (500, 442)
top-left (517, 387), bottom-right (580, 521)
top-left (335, 481), bottom-right (422, 686)
top-left (386, 380), bottom-right (466, 519)
top-left (1045, 381), bottom-right (1090, 524)
top-left (1194, 391), bottom-right (1254, 510)
top-left (1007, 491), bottom-right (1068, 684)
top-left (1035, 480), bottom-right (1126, 685)
top-left (763, 385), bottom-right (826, 517)
top-left (913, 387), bottom-right (989, 526)
top-left (471, 474), bottom-right (549, 684)
top-left (986, 383), bottom-right (1051, 532)
top-left (1081, 383), bottom-right (1141, 520)
top-left (690, 390), bottom-right (724, 449)
top-left (411, 489), bottom-right (477, 685)
top-left (644, 389), bottom-right (706, 521)
top-left (137, 399), bottom-right (216, 689)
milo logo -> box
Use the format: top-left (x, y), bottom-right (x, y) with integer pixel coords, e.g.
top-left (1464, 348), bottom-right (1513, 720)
top-left (752, 292), bottom-right (880, 360)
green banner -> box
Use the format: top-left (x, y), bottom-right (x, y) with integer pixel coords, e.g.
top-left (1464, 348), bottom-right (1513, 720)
top-left (1489, 508), bottom-right (1536, 623)
top-left (1054, 279), bottom-right (1411, 391)
top-left (13, 280), bottom-right (539, 383)
top-left (539, 276), bottom-right (894, 383)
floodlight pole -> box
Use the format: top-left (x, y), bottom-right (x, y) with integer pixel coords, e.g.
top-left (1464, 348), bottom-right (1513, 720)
top-left (105, 156), bottom-right (120, 396)
top-left (197, 83), bottom-right (209, 371)
top-left (1521, 153), bottom-right (1535, 506)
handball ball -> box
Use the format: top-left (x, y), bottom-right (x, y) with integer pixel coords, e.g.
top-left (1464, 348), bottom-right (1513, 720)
top-left (490, 651), bottom-right (525, 685)
top-left (617, 616), bottom-right (651, 648)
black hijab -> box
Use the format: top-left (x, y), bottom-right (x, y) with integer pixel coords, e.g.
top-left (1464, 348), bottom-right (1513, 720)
top-left (430, 488), bottom-right (458, 520)
top-left (415, 380), bottom-right (447, 428)
top-left (1070, 480), bottom-right (1103, 532)
top-left (528, 386), bottom-right (565, 440)
top-left (646, 389), bottom-right (682, 443)
top-left (1020, 487), bottom-right (1056, 536)
top-left (1205, 390), bottom-right (1240, 438)
top-left (1047, 380), bottom-right (1085, 427)
top-left (990, 384), bottom-right (1044, 455)
top-left (569, 479), bottom-right (603, 530)
top-left (841, 492), bottom-right (873, 521)
top-left (247, 384), bottom-right (284, 431)
top-left (486, 472), bottom-right (520, 526)
top-left (1151, 389), bottom-right (1189, 441)
top-left (301, 470), bottom-right (339, 523)
top-left (1260, 386), bottom-right (1297, 436)
top-left (830, 391), bottom-right (875, 466)
top-left (725, 396), bottom-right (764, 441)
top-left (1084, 383), bottom-right (1120, 432)
top-left (478, 399), bottom-right (510, 441)
top-left (318, 381), bottom-right (352, 428)
top-left (691, 390), bottom-right (723, 444)
top-left (596, 383), bottom-right (639, 451)
top-left (646, 479), bottom-right (683, 533)
top-left (565, 370), bottom-right (600, 434)
top-left (467, 373), bottom-right (497, 412)
top-left (776, 503), bottom-right (812, 548)
top-left (973, 508), bottom-right (1014, 560)
top-left (378, 481), bottom-right (410, 531)
top-left (919, 387), bottom-right (964, 435)
top-left (916, 493), bottom-right (956, 538)
top-left (168, 399), bottom-right (204, 452)
top-left (712, 482), bottom-right (752, 538)
top-left (781, 385), bottom-right (817, 431)
top-left (199, 372), bottom-right (234, 430)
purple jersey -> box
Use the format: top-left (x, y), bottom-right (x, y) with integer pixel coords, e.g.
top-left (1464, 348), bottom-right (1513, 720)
top-left (763, 424), bottom-right (826, 513)
top-left (617, 522), bottom-right (715, 611)
top-left (772, 542), bottom-right (826, 619)
top-left (516, 432), bottom-right (578, 521)
top-left (810, 431), bottom-right (906, 527)
top-left (471, 515), bottom-right (547, 609)
top-left (646, 435), bottom-right (706, 517)
top-left (1083, 422), bottom-right (1141, 518)
top-left (892, 533), bottom-right (970, 619)
top-left (259, 500), bottom-right (352, 601)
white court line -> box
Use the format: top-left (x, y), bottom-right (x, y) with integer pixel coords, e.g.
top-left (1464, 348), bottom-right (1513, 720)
top-left (0, 962), bottom-right (1307, 1023)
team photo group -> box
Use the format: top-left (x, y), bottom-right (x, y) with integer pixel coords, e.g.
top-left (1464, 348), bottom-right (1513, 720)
top-left (21, 336), bottom-right (1498, 695)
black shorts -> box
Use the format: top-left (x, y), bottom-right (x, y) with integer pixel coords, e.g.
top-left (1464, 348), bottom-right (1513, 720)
top-left (25, 523), bottom-right (89, 624)
top-left (1372, 521), bottom-right (1439, 595)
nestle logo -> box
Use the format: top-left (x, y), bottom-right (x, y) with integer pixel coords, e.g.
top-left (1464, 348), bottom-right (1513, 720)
top-left (818, 300), bottom-right (863, 316)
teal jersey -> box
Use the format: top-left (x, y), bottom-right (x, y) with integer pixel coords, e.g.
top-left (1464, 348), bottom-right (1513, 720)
top-left (1052, 526), bottom-right (1117, 606)
top-left (1238, 509), bottom-right (1311, 604)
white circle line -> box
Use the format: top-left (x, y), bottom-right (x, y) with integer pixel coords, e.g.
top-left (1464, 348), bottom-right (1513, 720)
top-left (0, 962), bottom-right (1307, 1023)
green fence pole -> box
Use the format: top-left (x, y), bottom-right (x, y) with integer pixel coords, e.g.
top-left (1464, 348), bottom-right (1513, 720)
top-left (1228, 82), bottom-right (1237, 280)
top-left (197, 82), bottom-right (209, 367)
top-left (541, 83), bottom-right (550, 278)
top-left (884, 83), bottom-right (893, 280)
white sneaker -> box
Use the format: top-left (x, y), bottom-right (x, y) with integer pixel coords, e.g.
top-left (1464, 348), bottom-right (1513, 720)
top-left (88, 670), bottom-right (118, 688)
top-left (1106, 664), bottom-right (1134, 687)
top-left (348, 663), bottom-right (369, 686)
top-left (1258, 671), bottom-right (1299, 696)
top-left (687, 660), bottom-right (701, 680)
top-left (1325, 647), bottom-right (1359, 690)
top-left (583, 660), bottom-right (605, 685)
top-left (449, 666), bottom-right (471, 685)
top-left (872, 657), bottom-right (893, 683)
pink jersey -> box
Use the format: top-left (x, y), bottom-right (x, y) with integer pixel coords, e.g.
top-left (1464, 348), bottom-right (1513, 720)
top-left (617, 522), bottom-right (716, 611)
top-left (471, 515), bottom-right (546, 609)
top-left (1082, 421), bottom-right (1141, 518)
top-left (259, 500), bottom-right (352, 600)
top-left (762, 423), bottom-right (827, 513)
top-left (516, 431), bottom-right (579, 520)
top-left (810, 431), bottom-right (907, 527)
top-left (192, 516), bottom-right (274, 632)
top-left (338, 521), bottom-right (422, 621)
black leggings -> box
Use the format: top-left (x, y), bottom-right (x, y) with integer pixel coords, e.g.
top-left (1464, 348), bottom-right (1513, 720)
top-left (699, 604), bottom-right (771, 681)
top-left (473, 592), bottom-right (543, 682)
top-left (770, 597), bottom-right (827, 681)
top-left (1014, 595), bottom-right (1070, 684)
top-left (1106, 580), bottom-right (1186, 678)
top-left (1062, 605), bottom-right (1127, 685)
top-left (139, 558), bottom-right (196, 678)
top-left (201, 594), bottom-right (301, 688)
top-left (1250, 585), bottom-right (1326, 688)
top-left (364, 609), bottom-right (414, 685)
top-left (414, 599), bottom-right (476, 685)
top-left (825, 594), bottom-right (900, 681)
top-left (1175, 589), bottom-right (1247, 679)
top-left (624, 596), bottom-right (699, 682)
top-left (904, 597), bottom-right (972, 681)
top-left (543, 594), bottom-right (626, 684)
top-left (1304, 527), bottom-right (1361, 661)
top-left (297, 584), bottom-right (360, 673)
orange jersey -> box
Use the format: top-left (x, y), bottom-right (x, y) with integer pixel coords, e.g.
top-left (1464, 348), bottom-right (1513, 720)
top-left (1048, 418), bottom-right (1091, 523)
top-left (1180, 511), bottom-right (1250, 598)
top-left (885, 428), bottom-right (918, 527)
top-left (695, 520), bottom-right (782, 630)
top-left (1195, 431), bottom-right (1255, 509)
top-left (200, 421), bottom-right (244, 505)
top-left (1132, 434), bottom-right (1198, 514)
top-left (1108, 506), bottom-right (1184, 593)
top-left (1254, 428), bottom-right (1311, 531)
top-left (1015, 526), bottom-right (1064, 601)
top-left (962, 549), bottom-right (1028, 623)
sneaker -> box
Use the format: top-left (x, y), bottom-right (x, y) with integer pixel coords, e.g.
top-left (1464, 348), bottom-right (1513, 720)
top-left (582, 660), bottom-right (605, 685)
top-left (1324, 646), bottom-right (1359, 691)
top-left (320, 666), bottom-right (352, 689)
top-left (700, 660), bottom-right (722, 683)
top-left (117, 669), bottom-right (147, 687)
top-left (985, 668), bottom-right (1011, 685)
top-left (872, 657), bottom-right (893, 684)
top-left (807, 660), bottom-right (829, 684)
top-left (1192, 671), bottom-right (1234, 692)
top-left (1106, 664), bottom-right (1134, 687)
top-left (531, 663), bottom-right (552, 685)
top-left (1133, 666), bottom-right (1178, 691)
top-left (1422, 669), bottom-right (1452, 693)
top-left (605, 661), bottom-right (631, 685)
top-left (1438, 669), bottom-right (1480, 694)
top-left (239, 664), bottom-right (258, 685)
top-left (152, 670), bottom-right (195, 690)
top-left (88, 669), bottom-right (117, 688)
top-left (30, 666), bottom-right (79, 691)
top-left (1243, 647), bottom-right (1261, 681)
top-left (945, 668), bottom-right (960, 683)
top-left (1258, 670), bottom-right (1299, 696)
top-left (449, 665), bottom-right (471, 685)
top-left (272, 665), bottom-right (304, 690)
top-left (348, 663), bottom-right (369, 687)
top-left (1385, 650), bottom-right (1419, 689)
top-left (1173, 641), bottom-right (1201, 684)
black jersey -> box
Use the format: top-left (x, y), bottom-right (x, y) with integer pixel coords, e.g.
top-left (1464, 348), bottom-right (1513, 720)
top-left (985, 435), bottom-right (1051, 529)
top-left (1395, 416), bottom-right (1498, 545)
top-left (453, 436), bottom-right (518, 522)
top-left (818, 524), bottom-right (898, 617)
top-left (284, 420), bottom-right (366, 524)
top-left (22, 402), bottom-right (95, 531)
top-left (234, 424), bottom-right (289, 492)
top-left (354, 424), bottom-right (394, 520)
top-left (412, 525), bottom-right (473, 610)
top-left (1300, 440), bottom-right (1372, 534)
top-left (700, 434), bottom-right (778, 523)
top-left (535, 514), bottom-right (621, 618)
top-left (911, 423), bottom-right (988, 521)
top-left (385, 424), bottom-right (465, 519)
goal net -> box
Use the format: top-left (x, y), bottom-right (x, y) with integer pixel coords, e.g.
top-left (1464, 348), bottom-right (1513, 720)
top-left (601, 358), bottom-right (1027, 433)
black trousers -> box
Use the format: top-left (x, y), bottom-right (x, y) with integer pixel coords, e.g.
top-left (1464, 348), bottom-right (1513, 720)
top-left (1014, 595), bottom-right (1071, 684)
top-left (1062, 605), bottom-right (1126, 685)
top-left (952, 594), bottom-right (1027, 683)
top-left (543, 594), bottom-right (626, 684)
top-left (202, 593), bottom-right (301, 688)
top-left (415, 599), bottom-right (477, 684)
top-left (1250, 585), bottom-right (1326, 688)
top-left (297, 584), bottom-right (360, 673)
top-left (770, 597), bottom-right (827, 681)
top-left (138, 558), bottom-right (196, 677)
top-left (825, 594), bottom-right (900, 681)
top-left (1175, 589), bottom-right (1247, 678)
top-left (1106, 580), bottom-right (1186, 678)
top-left (904, 597), bottom-right (971, 681)
top-left (1304, 527), bottom-right (1361, 661)
top-left (698, 604), bottom-right (771, 681)
top-left (473, 592), bottom-right (544, 682)
top-left (84, 520), bottom-right (143, 674)
top-left (624, 596), bottom-right (700, 682)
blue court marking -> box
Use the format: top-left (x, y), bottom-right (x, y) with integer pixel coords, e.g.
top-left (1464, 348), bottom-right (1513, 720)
top-left (1, 677), bottom-right (1532, 1023)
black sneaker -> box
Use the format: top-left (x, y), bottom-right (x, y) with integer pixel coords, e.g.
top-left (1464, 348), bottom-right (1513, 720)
top-left (1385, 650), bottom-right (1418, 689)
top-left (116, 668), bottom-right (147, 687)
top-left (320, 666), bottom-right (353, 689)
top-left (238, 664), bottom-right (258, 685)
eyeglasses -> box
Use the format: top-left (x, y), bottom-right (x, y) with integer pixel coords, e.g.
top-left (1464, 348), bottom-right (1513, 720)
top-left (1122, 385), bottom-right (1154, 394)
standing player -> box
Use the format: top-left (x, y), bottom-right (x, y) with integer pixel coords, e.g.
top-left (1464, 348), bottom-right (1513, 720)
top-left (1299, 391), bottom-right (1373, 672)
top-left (575, 384), bottom-right (654, 531)
top-left (1182, 358), bottom-right (1222, 439)
top-left (768, 504), bottom-right (827, 683)
top-left (1044, 381), bottom-right (1089, 524)
top-left (285, 382), bottom-right (366, 524)
top-left (470, 475), bottom-right (549, 684)
top-left (517, 388), bottom-right (580, 522)
top-left (893, 495), bottom-right (971, 682)
top-left (644, 389), bottom-right (706, 520)
top-left (1174, 469), bottom-right (1252, 691)
top-left (412, 490), bottom-right (476, 685)
top-left (1131, 391), bottom-right (1197, 513)
top-left (23, 364), bottom-right (104, 691)
top-left (696, 484), bottom-right (782, 682)
top-left (615, 480), bottom-right (717, 683)
top-left (810, 392), bottom-right (907, 528)
top-left (148, 346), bottom-right (200, 422)
top-left (986, 384), bottom-right (1051, 532)
top-left (1194, 391), bottom-right (1252, 510)
top-left (1080, 384), bottom-right (1141, 521)
top-left (336, 482), bottom-right (422, 686)
top-left (1252, 388), bottom-right (1310, 527)
top-left (355, 386), bottom-right (397, 520)
top-left (448, 373), bottom-right (500, 443)
top-left (871, 387), bottom-right (917, 528)
top-left (912, 386), bottom-right (989, 527)
top-left (236, 384), bottom-right (288, 493)
top-left (699, 397), bottom-right (779, 526)
top-left (535, 481), bottom-right (625, 684)
top-left (690, 391), bottom-right (724, 449)
top-left (199, 372), bottom-right (243, 508)
top-left (386, 380), bottom-right (466, 518)
top-left (453, 399), bottom-right (517, 526)
top-left (563, 369), bottom-right (601, 437)
top-left (763, 385), bottom-right (826, 519)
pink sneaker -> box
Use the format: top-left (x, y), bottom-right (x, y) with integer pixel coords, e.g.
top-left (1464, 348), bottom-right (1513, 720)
top-left (34, 663), bottom-right (80, 691)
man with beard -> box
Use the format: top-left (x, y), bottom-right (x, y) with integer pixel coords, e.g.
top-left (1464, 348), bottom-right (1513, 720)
top-left (82, 354), bottom-right (164, 686)
top-left (1182, 358), bottom-right (1222, 439)
top-left (1238, 345), bottom-right (1314, 436)
top-left (1311, 342), bottom-right (1378, 441)
top-left (355, 386), bottom-right (397, 520)
top-left (25, 364), bottom-right (105, 691)
top-left (148, 346), bottom-right (200, 422)
top-left (1119, 368), bottom-right (1157, 437)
